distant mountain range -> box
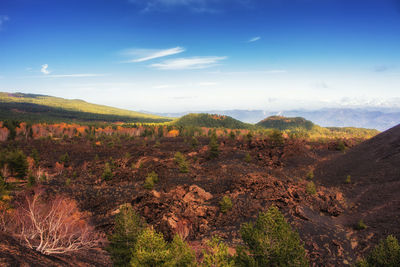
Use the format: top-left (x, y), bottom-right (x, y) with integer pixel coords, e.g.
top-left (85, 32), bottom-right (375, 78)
top-left (156, 108), bottom-right (400, 131)
top-left (1, 92), bottom-right (397, 131)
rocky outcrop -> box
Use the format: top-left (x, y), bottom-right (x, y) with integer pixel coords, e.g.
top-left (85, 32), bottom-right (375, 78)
top-left (132, 185), bottom-right (216, 240)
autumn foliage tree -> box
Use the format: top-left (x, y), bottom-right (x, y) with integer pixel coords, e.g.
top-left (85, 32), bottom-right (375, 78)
top-left (3, 190), bottom-right (100, 255)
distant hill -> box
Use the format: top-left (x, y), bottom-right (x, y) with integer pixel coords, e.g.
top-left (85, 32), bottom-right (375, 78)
top-left (173, 113), bottom-right (252, 129)
top-left (156, 108), bottom-right (400, 131)
top-left (155, 109), bottom-right (268, 124)
top-left (0, 92), bottom-right (171, 123)
top-left (256, 116), bottom-right (315, 130)
top-left (256, 115), bottom-right (379, 139)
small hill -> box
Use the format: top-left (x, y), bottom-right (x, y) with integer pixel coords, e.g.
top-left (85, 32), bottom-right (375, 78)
top-left (256, 116), bottom-right (315, 130)
top-left (0, 92), bottom-right (171, 123)
top-left (173, 113), bottom-right (252, 129)
top-left (256, 115), bottom-right (379, 139)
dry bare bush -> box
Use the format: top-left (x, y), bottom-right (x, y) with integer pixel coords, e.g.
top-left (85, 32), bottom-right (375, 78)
top-left (0, 203), bottom-right (10, 231)
top-left (1, 164), bottom-right (10, 179)
top-left (4, 190), bottom-right (100, 255)
top-left (175, 219), bottom-right (191, 241)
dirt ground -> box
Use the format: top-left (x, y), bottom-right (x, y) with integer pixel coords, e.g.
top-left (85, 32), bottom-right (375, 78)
top-left (1, 129), bottom-right (399, 266)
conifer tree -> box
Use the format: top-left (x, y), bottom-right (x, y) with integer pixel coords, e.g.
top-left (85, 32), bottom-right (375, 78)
top-left (108, 204), bottom-right (145, 267)
top-left (208, 133), bottom-right (219, 159)
top-left (236, 206), bottom-right (308, 267)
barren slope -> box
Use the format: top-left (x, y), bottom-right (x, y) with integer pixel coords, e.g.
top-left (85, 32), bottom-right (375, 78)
top-left (316, 124), bottom-right (400, 256)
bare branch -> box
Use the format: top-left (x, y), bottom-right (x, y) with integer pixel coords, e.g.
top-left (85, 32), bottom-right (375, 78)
top-left (3, 190), bottom-right (100, 255)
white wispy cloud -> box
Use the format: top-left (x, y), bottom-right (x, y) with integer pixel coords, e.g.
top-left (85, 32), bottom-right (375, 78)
top-left (38, 64), bottom-right (104, 78)
top-left (0, 15), bottom-right (9, 29)
top-left (150, 56), bottom-right (227, 70)
top-left (123, 47), bottom-right (185, 62)
top-left (247, 36), bottom-right (261, 43)
top-left (41, 64), bottom-right (51, 75)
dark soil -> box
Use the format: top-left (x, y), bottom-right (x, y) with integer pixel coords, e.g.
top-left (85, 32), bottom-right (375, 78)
top-left (0, 128), bottom-right (398, 266)
top-left (315, 124), bottom-right (400, 259)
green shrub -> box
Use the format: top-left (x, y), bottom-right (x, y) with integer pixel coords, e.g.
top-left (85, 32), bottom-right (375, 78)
top-left (337, 140), bottom-right (346, 152)
top-left (130, 227), bottom-right (170, 267)
top-left (174, 152), bottom-right (189, 173)
top-left (131, 162), bottom-right (137, 170)
top-left (306, 170), bottom-right (314, 180)
top-left (59, 152), bottom-right (70, 164)
top-left (306, 181), bottom-right (316, 195)
top-left (357, 235), bottom-right (400, 267)
top-left (191, 136), bottom-right (199, 148)
top-left (355, 219), bottom-right (367, 230)
top-left (219, 196), bottom-right (233, 213)
top-left (154, 140), bottom-right (161, 148)
top-left (107, 204), bottom-right (145, 267)
top-left (27, 172), bottom-right (36, 188)
top-left (208, 133), bottom-right (219, 159)
top-left (144, 176), bottom-right (155, 190)
top-left (169, 235), bottom-right (197, 267)
top-left (174, 152), bottom-right (184, 163)
top-left (144, 171), bottom-right (158, 190)
top-left (229, 131), bottom-right (236, 140)
top-left (235, 206), bottom-right (308, 267)
top-left (130, 228), bottom-right (196, 267)
top-left (148, 171), bottom-right (159, 183)
top-left (246, 132), bottom-right (253, 142)
top-left (244, 153), bottom-right (252, 163)
top-left (30, 149), bottom-right (40, 166)
top-left (39, 173), bottom-right (47, 182)
top-left (269, 130), bottom-right (284, 146)
top-left (158, 127), bottom-right (164, 138)
top-left (345, 175), bottom-right (351, 184)
top-left (5, 150), bottom-right (28, 178)
top-left (102, 162), bottom-right (113, 181)
top-left (202, 236), bottom-right (234, 267)
top-left (0, 174), bottom-right (9, 197)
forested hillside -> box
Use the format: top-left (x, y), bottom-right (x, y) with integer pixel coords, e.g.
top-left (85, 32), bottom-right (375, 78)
top-left (0, 92), bottom-right (171, 123)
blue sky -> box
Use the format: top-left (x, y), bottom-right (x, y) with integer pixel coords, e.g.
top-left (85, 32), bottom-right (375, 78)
top-left (0, 0), bottom-right (400, 112)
